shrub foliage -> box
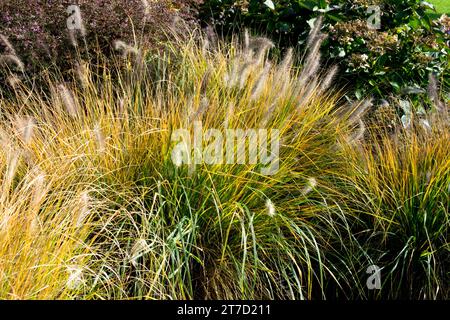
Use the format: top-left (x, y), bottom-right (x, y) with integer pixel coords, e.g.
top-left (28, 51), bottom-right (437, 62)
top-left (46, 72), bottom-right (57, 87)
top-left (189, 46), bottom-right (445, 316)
top-left (0, 0), bottom-right (200, 75)
top-left (199, 0), bottom-right (450, 100)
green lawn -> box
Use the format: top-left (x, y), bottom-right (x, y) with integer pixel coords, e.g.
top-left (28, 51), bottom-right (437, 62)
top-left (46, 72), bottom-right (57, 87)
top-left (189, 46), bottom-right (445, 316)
top-left (429, 0), bottom-right (450, 18)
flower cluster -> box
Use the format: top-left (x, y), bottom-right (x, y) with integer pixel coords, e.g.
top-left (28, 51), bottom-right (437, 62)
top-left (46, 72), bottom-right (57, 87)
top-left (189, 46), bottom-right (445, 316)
top-left (348, 53), bottom-right (370, 72)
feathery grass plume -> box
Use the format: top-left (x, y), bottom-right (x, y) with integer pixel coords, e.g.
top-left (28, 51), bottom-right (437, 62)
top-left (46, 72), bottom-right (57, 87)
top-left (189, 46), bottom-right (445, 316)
top-left (189, 97), bottom-right (209, 122)
top-left (265, 199), bottom-right (276, 217)
top-left (170, 14), bottom-right (183, 33)
top-left (427, 73), bottom-right (439, 102)
top-left (113, 40), bottom-right (140, 58)
top-left (224, 102), bottom-right (235, 128)
top-left (379, 99), bottom-right (390, 108)
top-left (304, 54), bottom-right (321, 81)
top-left (345, 98), bottom-right (373, 124)
top-left (118, 98), bottom-right (126, 115)
top-left (76, 191), bottom-right (91, 228)
top-left (298, 16), bottom-right (325, 85)
top-left (260, 103), bottom-right (277, 127)
top-left (298, 32), bottom-right (326, 89)
top-left (241, 33), bottom-right (274, 64)
top-left (252, 37), bottom-right (274, 65)
top-left (224, 59), bottom-right (240, 88)
top-left (0, 128), bottom-right (13, 152)
top-left (31, 173), bottom-right (47, 208)
top-left (113, 40), bottom-right (128, 53)
top-left (206, 25), bottom-right (217, 42)
top-left (28, 213), bottom-right (41, 234)
top-left (272, 48), bottom-right (294, 98)
top-left (14, 116), bottom-right (35, 145)
top-left (300, 79), bottom-right (318, 105)
top-left (307, 16), bottom-right (324, 47)
top-left (425, 171), bottom-right (432, 186)
top-left (300, 35), bottom-right (324, 82)
top-left (202, 37), bottom-right (210, 57)
top-left (320, 65), bottom-right (339, 92)
top-left (348, 119), bottom-right (366, 144)
top-left (0, 54), bottom-right (25, 73)
top-left (77, 14), bottom-right (86, 38)
top-left (205, 25), bottom-right (218, 51)
top-left (244, 29), bottom-right (250, 52)
top-left (242, 29), bottom-right (253, 62)
top-left (225, 34), bottom-right (272, 90)
top-left (301, 177), bottom-right (317, 195)
top-left (200, 68), bottom-right (212, 96)
top-left (279, 48), bottom-right (294, 74)
top-left (66, 266), bottom-right (84, 290)
top-left (251, 62), bottom-right (272, 100)
top-left (114, 39), bottom-right (145, 74)
top-left (238, 62), bottom-right (255, 89)
top-left (129, 238), bottom-right (149, 267)
top-left (228, 46), bottom-right (260, 88)
top-left (93, 124), bottom-right (106, 153)
top-left (75, 61), bottom-right (90, 89)
top-left (0, 34), bottom-right (16, 55)
top-left (427, 73), bottom-right (445, 113)
top-left (6, 74), bottom-right (22, 88)
top-left (3, 151), bottom-right (20, 194)
top-left (57, 84), bottom-right (79, 117)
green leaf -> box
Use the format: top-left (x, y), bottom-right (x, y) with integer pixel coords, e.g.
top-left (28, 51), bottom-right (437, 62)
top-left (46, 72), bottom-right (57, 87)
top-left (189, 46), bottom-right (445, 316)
top-left (390, 81), bottom-right (400, 91)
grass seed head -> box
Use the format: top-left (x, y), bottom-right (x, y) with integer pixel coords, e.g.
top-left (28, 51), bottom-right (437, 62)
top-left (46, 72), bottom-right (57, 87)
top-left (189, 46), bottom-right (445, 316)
top-left (265, 199), bottom-right (276, 217)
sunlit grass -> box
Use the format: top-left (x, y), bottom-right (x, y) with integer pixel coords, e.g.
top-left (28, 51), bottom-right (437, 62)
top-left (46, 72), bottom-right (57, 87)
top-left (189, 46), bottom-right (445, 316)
top-left (430, 0), bottom-right (450, 14)
top-left (0, 30), bottom-right (448, 299)
top-left (333, 117), bottom-right (450, 299)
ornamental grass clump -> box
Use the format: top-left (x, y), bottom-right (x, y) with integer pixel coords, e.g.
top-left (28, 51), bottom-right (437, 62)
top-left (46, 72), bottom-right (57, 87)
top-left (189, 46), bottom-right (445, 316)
top-left (0, 25), bottom-right (447, 300)
top-left (0, 28), bottom-right (360, 299)
top-left (332, 102), bottom-right (449, 299)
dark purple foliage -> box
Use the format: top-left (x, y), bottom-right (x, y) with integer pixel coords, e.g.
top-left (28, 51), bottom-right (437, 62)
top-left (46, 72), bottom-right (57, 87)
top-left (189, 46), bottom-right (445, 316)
top-left (0, 0), bottom-right (201, 74)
